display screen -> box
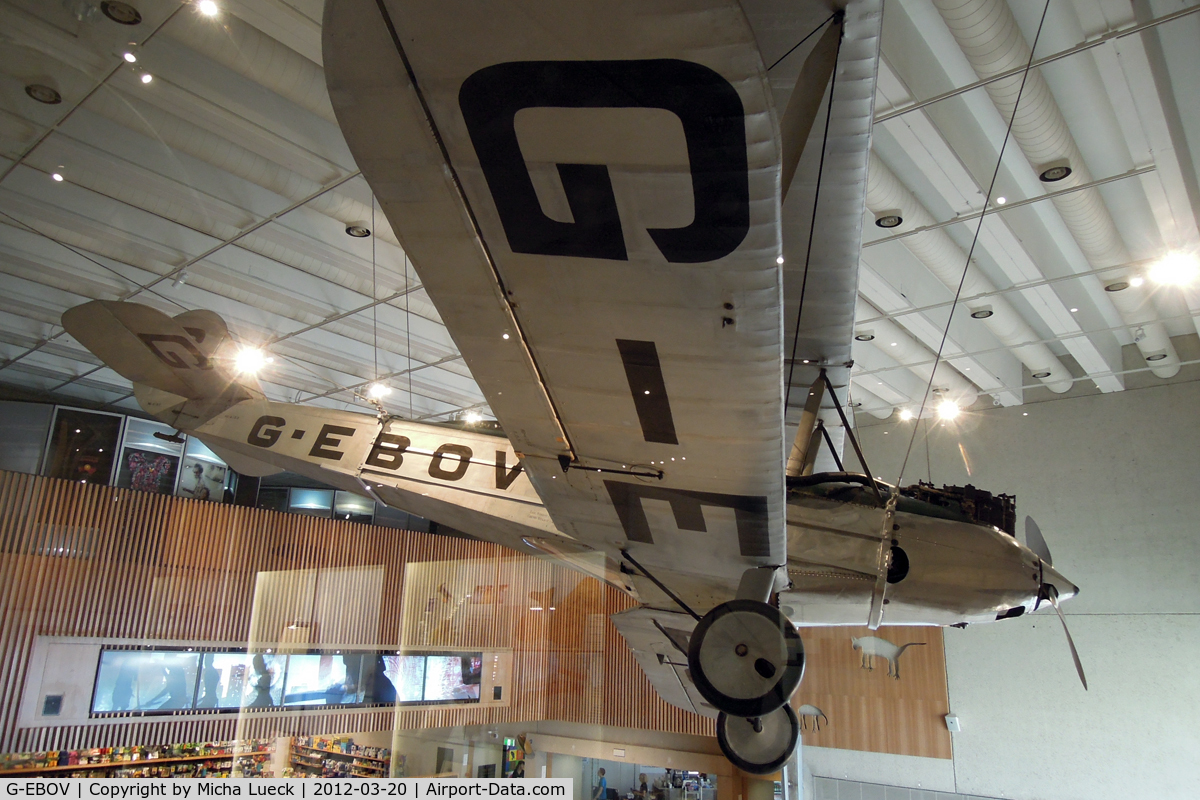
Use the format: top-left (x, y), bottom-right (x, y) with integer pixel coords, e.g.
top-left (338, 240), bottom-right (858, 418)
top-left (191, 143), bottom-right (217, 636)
top-left (282, 654), bottom-right (354, 706)
top-left (424, 655), bottom-right (481, 701)
top-left (90, 648), bottom-right (482, 715)
top-left (384, 655), bottom-right (427, 703)
top-left (195, 652), bottom-right (286, 710)
top-left (92, 650), bottom-right (200, 713)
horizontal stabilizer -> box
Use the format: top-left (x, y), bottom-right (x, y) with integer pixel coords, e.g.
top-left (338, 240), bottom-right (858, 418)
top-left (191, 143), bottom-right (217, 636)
top-left (610, 607), bottom-right (717, 718)
top-left (203, 440), bottom-right (283, 478)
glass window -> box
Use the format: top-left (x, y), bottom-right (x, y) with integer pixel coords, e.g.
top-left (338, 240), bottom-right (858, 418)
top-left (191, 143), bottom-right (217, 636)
top-left (177, 437), bottom-right (230, 503)
top-left (289, 488), bottom-right (333, 517)
top-left (115, 419), bottom-right (183, 495)
top-left (335, 491), bottom-right (375, 524)
top-left (43, 407), bottom-right (123, 486)
top-left (257, 487), bottom-right (289, 513)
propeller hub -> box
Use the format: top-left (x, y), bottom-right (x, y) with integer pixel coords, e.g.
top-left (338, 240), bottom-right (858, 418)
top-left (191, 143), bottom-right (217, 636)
top-left (1041, 562), bottom-right (1079, 603)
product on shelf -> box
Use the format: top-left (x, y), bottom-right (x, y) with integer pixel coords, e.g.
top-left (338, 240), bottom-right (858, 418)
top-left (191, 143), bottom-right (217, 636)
top-left (0, 739), bottom-right (275, 778)
top-left (287, 737), bottom-right (391, 778)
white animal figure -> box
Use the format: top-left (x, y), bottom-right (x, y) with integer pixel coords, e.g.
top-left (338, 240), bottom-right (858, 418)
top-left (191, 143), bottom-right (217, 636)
top-left (796, 704), bottom-right (828, 731)
top-left (851, 636), bottom-right (926, 679)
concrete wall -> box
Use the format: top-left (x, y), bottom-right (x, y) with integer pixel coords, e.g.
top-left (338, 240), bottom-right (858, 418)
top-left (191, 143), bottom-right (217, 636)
top-left (835, 378), bottom-right (1200, 800)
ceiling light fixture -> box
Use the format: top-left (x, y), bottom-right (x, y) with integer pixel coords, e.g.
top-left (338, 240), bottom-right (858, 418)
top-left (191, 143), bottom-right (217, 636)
top-left (197, 0), bottom-right (220, 16)
top-left (367, 382), bottom-right (392, 399)
top-left (776, 255), bottom-right (785, 265)
top-left (101, 1), bottom-right (143, 25)
top-left (234, 348), bottom-right (267, 374)
top-left (1070, 307), bottom-right (1079, 313)
top-left (51, 173), bottom-right (64, 182)
top-left (25, 84), bottom-right (62, 104)
top-left (875, 213), bottom-right (903, 229)
top-left (1129, 276), bottom-right (1145, 287)
top-left (854, 332), bottom-right (875, 342)
top-left (140, 73), bottom-right (153, 84)
top-left (1038, 163), bottom-right (1072, 182)
top-left (122, 51), bottom-right (137, 63)
top-left (345, 223), bottom-right (370, 238)
top-left (1148, 251), bottom-right (1199, 286)
top-left (502, 333), bottom-right (510, 340)
top-left (995, 197), bottom-right (1007, 205)
top-left (463, 411), bottom-right (483, 424)
top-left (1103, 281), bottom-right (1129, 292)
top-left (1032, 371), bottom-right (1051, 379)
top-left (1146, 353), bottom-right (1168, 362)
top-left (969, 308), bottom-right (993, 319)
top-left (936, 400), bottom-right (960, 421)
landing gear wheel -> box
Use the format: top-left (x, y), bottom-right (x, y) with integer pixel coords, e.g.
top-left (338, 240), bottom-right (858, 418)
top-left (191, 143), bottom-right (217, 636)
top-left (716, 705), bottom-right (800, 775)
top-left (687, 599), bottom-right (804, 717)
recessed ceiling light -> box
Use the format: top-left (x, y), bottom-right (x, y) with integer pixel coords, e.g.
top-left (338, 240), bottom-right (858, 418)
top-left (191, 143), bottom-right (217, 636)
top-left (1129, 276), bottom-right (1145, 287)
top-left (502, 333), bottom-right (510, 340)
top-left (25, 84), bottom-right (62, 104)
top-left (1032, 371), bottom-right (1051, 379)
top-left (875, 214), bottom-right (903, 229)
top-left (197, 0), bottom-right (220, 16)
top-left (345, 224), bottom-right (371, 237)
top-left (1148, 251), bottom-right (1199, 286)
top-left (995, 196), bottom-right (1007, 205)
top-left (123, 51), bottom-right (137, 63)
top-left (1070, 307), bottom-right (1079, 313)
top-left (140, 73), bottom-right (153, 84)
top-left (1039, 164), bottom-right (1072, 182)
top-left (854, 333), bottom-right (875, 342)
top-left (1104, 281), bottom-right (1129, 292)
top-left (1146, 353), bottom-right (1168, 362)
top-left (101, 1), bottom-right (143, 25)
top-left (889, 342), bottom-right (898, 347)
top-left (776, 255), bottom-right (785, 265)
top-left (51, 173), bottom-right (63, 182)
top-left (970, 308), bottom-right (993, 319)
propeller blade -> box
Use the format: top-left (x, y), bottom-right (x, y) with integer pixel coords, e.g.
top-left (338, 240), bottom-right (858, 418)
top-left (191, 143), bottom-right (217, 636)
top-left (1025, 515), bottom-right (1053, 567)
top-left (1048, 588), bottom-right (1088, 691)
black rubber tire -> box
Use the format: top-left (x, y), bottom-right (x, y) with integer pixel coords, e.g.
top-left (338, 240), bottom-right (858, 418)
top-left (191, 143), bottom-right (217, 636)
top-left (687, 599), bottom-right (805, 717)
top-left (716, 705), bottom-right (800, 775)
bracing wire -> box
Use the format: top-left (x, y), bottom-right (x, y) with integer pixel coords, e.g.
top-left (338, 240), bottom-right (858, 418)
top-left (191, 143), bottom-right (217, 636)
top-left (405, 253), bottom-right (414, 419)
top-left (767, 12), bottom-right (839, 72)
top-left (895, 0), bottom-right (1054, 487)
top-left (372, 197), bottom-right (379, 387)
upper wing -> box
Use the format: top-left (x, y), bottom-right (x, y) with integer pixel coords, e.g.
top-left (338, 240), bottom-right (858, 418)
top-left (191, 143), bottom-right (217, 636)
top-left (324, 0), bottom-right (879, 610)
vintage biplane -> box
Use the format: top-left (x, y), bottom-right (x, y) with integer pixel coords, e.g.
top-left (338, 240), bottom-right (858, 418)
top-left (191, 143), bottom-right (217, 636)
top-left (61, 0), bottom-right (1083, 774)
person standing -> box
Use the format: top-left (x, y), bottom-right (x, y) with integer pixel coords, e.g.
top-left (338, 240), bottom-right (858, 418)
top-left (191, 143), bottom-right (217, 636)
top-left (592, 768), bottom-right (607, 800)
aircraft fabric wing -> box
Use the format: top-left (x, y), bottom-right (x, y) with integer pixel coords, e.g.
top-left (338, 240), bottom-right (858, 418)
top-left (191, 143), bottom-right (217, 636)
top-left (325, 0), bottom-right (856, 609)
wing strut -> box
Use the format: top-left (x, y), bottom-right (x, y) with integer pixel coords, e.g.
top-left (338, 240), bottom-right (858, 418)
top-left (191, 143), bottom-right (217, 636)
top-left (621, 550), bottom-right (702, 622)
top-left (819, 369), bottom-right (884, 507)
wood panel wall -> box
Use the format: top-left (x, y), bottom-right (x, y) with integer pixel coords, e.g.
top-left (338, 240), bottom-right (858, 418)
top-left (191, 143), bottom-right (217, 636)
top-left (0, 471), bottom-right (950, 760)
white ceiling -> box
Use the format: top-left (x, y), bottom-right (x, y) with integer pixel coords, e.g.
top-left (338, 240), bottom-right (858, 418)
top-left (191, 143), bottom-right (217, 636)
top-left (1, 0), bottom-right (1198, 426)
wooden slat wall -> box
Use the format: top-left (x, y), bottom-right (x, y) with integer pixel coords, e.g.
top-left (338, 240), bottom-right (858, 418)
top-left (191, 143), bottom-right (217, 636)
top-left (0, 471), bottom-right (950, 759)
top-left (0, 471), bottom-right (712, 754)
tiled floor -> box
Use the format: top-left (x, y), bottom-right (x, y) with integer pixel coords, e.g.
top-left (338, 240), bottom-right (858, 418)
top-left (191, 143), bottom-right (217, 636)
top-left (811, 777), bottom-right (1002, 800)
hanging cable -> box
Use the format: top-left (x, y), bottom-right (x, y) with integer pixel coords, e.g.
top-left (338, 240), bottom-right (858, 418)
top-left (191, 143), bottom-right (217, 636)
top-left (895, 0), bottom-right (1054, 488)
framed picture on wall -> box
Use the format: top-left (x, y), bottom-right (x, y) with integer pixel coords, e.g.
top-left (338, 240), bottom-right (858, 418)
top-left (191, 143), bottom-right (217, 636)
top-left (116, 448), bottom-right (179, 495)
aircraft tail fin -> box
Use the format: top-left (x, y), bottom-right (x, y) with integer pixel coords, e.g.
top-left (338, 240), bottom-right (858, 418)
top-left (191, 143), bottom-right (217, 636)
top-left (63, 301), bottom-right (261, 406)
